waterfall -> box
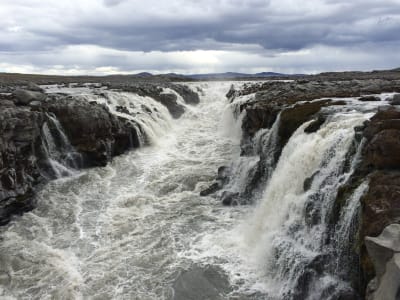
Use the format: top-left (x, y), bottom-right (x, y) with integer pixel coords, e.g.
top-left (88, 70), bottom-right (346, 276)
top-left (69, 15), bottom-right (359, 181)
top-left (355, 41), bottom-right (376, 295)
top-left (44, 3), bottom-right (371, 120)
top-left (239, 111), bottom-right (372, 299)
top-left (38, 114), bottom-right (82, 179)
top-left (79, 91), bottom-right (172, 146)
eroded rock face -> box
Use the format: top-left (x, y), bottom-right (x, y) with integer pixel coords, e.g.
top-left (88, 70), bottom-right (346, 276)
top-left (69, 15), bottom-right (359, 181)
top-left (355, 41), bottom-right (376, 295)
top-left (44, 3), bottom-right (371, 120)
top-left (0, 106), bottom-right (45, 225)
top-left (108, 82), bottom-right (199, 117)
top-left (365, 224), bottom-right (400, 300)
top-left (40, 96), bottom-right (140, 167)
top-left (227, 78), bottom-right (400, 298)
top-left (236, 79), bottom-right (400, 139)
top-left (0, 93), bottom-right (140, 225)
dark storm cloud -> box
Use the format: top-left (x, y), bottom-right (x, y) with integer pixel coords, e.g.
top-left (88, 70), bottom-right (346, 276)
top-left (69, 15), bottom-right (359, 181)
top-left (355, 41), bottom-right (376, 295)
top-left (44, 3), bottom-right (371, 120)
top-left (0, 0), bottom-right (399, 74)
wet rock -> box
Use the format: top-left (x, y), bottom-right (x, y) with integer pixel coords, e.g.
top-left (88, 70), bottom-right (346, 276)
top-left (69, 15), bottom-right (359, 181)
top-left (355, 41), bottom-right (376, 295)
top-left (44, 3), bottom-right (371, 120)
top-left (359, 96), bottom-right (381, 102)
top-left (389, 94), bottom-right (400, 105)
top-left (303, 171), bottom-right (320, 192)
top-left (169, 84), bottom-right (200, 105)
top-left (304, 115), bottom-right (327, 134)
top-left (172, 265), bottom-right (231, 300)
top-left (221, 191), bottom-right (239, 206)
top-left (278, 100), bottom-right (331, 147)
top-left (226, 84), bottom-right (236, 100)
top-left (1, 93), bottom-right (141, 225)
top-left (365, 224), bottom-right (400, 300)
top-left (26, 82), bottom-right (44, 93)
top-left (0, 107), bottom-right (45, 225)
top-left (42, 96), bottom-right (140, 167)
top-left (200, 182), bottom-right (220, 197)
top-left (12, 89), bottom-right (46, 105)
top-left (116, 106), bottom-right (130, 115)
top-left (158, 93), bottom-right (185, 118)
top-left (216, 166), bottom-right (230, 184)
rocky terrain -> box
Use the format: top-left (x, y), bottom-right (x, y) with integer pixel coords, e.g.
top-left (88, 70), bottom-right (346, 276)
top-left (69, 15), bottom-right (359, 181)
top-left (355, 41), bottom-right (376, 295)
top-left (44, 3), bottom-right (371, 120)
top-left (214, 74), bottom-right (400, 299)
top-left (0, 81), bottom-right (199, 225)
top-left (2, 69), bottom-right (400, 299)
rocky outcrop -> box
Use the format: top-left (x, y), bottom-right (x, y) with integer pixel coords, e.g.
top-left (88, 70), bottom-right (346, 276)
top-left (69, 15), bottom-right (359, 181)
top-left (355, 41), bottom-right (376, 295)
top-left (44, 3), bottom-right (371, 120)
top-left (0, 90), bottom-right (141, 225)
top-left (237, 79), bottom-right (400, 139)
top-left (108, 82), bottom-right (199, 118)
top-left (0, 105), bottom-right (45, 225)
top-left (39, 95), bottom-right (140, 167)
top-left (365, 224), bottom-right (400, 300)
top-left (226, 79), bottom-right (400, 297)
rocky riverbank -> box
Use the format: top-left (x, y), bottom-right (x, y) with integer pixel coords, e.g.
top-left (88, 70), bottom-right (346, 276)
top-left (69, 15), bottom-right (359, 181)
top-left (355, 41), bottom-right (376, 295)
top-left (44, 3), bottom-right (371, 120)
top-left (0, 81), bottom-right (199, 225)
top-left (218, 76), bottom-right (400, 299)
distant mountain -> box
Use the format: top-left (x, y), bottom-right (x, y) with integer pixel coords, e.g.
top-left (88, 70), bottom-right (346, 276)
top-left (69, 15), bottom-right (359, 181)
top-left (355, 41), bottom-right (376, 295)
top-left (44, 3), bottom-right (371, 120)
top-left (135, 72), bottom-right (153, 77)
top-left (186, 72), bottom-right (288, 80)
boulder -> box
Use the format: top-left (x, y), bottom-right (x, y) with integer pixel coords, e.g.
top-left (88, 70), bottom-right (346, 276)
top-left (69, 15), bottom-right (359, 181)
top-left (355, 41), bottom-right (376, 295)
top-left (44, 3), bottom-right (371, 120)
top-left (169, 84), bottom-right (200, 105)
top-left (365, 224), bottom-right (400, 300)
top-left (221, 191), bottom-right (239, 206)
top-left (158, 93), bottom-right (185, 118)
top-left (359, 96), bottom-right (381, 102)
top-left (26, 82), bottom-right (44, 93)
top-left (200, 182), bottom-right (220, 196)
top-left (389, 94), bottom-right (400, 105)
top-left (13, 89), bottom-right (46, 105)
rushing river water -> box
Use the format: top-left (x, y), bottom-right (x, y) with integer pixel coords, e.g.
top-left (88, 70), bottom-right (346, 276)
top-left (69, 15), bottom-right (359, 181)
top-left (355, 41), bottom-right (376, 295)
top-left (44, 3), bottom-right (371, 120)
top-left (0, 82), bottom-right (394, 299)
top-left (0, 82), bottom-right (256, 299)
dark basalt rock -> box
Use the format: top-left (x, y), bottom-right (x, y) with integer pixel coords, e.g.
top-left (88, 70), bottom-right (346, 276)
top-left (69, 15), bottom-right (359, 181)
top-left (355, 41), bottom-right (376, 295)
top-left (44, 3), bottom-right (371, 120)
top-left (26, 82), bottom-right (44, 93)
top-left (304, 114), bottom-right (327, 134)
top-left (108, 82), bottom-right (199, 117)
top-left (40, 96), bottom-right (140, 167)
top-left (158, 93), bottom-right (185, 118)
top-left (221, 191), bottom-right (239, 206)
top-left (12, 89), bottom-right (46, 105)
top-left (0, 93), bottom-right (140, 225)
top-left (168, 84), bottom-right (200, 105)
top-left (359, 96), bottom-right (381, 102)
top-left (389, 94), bottom-right (400, 105)
top-left (0, 107), bottom-right (45, 225)
top-left (200, 182), bottom-right (220, 197)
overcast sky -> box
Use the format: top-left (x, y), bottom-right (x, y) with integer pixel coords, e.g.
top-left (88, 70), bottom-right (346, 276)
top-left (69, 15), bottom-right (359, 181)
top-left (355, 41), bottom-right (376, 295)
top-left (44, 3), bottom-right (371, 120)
top-left (0, 0), bottom-right (400, 75)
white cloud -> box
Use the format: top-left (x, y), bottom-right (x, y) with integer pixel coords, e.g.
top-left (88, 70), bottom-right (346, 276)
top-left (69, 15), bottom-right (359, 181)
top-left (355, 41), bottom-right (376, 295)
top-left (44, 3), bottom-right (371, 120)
top-left (0, 0), bottom-right (399, 74)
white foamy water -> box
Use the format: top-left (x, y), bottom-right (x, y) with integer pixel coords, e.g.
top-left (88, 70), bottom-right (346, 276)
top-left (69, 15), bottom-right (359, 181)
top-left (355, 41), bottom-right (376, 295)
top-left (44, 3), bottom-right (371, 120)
top-left (0, 83), bottom-right (389, 299)
top-left (0, 82), bottom-right (253, 299)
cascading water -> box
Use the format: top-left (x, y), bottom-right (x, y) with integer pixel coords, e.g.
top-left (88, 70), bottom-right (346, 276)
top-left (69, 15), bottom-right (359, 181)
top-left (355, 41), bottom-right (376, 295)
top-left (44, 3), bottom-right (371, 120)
top-left (0, 82), bottom-right (388, 300)
top-left (80, 90), bottom-right (173, 146)
top-left (38, 113), bottom-right (82, 179)
top-left (0, 82), bottom-right (250, 300)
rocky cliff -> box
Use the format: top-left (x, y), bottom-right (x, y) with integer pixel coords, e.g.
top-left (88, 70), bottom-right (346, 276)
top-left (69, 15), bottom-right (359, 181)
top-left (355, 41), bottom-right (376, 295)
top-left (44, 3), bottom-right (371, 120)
top-left (0, 82), bottom-right (196, 225)
top-left (220, 78), bottom-right (400, 298)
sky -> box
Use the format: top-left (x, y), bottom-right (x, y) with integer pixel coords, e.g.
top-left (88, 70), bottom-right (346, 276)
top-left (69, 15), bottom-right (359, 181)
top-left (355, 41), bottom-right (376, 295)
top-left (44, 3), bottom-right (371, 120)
top-left (0, 0), bottom-right (400, 75)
